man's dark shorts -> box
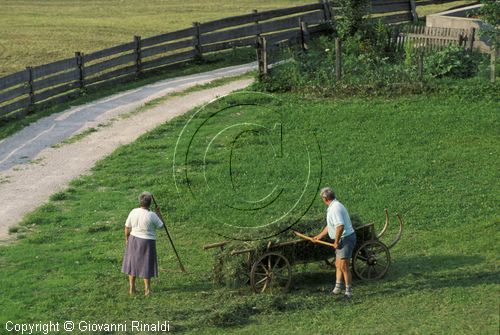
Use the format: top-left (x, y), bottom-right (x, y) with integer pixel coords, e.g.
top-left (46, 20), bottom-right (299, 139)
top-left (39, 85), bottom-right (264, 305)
top-left (336, 233), bottom-right (356, 259)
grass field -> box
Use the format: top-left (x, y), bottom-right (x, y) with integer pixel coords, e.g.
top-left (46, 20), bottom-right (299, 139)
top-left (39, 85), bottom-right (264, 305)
top-left (1, 78), bottom-right (498, 334)
top-left (0, 0), bottom-right (311, 77)
top-left (0, 0), bottom-right (477, 77)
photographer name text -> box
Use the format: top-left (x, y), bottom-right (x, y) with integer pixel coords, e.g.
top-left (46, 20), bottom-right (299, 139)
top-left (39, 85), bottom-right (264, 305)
top-left (5, 320), bottom-right (170, 334)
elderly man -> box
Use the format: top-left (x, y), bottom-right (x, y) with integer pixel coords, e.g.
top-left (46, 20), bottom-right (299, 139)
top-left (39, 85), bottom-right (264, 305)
top-left (314, 187), bottom-right (356, 299)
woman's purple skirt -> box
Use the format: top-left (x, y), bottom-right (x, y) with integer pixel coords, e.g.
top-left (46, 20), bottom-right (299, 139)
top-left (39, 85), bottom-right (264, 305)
top-left (121, 235), bottom-right (158, 279)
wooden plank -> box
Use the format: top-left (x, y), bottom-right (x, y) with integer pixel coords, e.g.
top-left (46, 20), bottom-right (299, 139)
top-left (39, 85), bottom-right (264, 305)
top-left (0, 97), bottom-right (31, 117)
top-left (0, 106), bottom-right (31, 121)
top-left (34, 82), bottom-right (79, 103)
top-left (370, 2), bottom-right (410, 14)
top-left (259, 11), bottom-right (323, 34)
top-left (0, 85), bottom-right (29, 105)
top-left (142, 39), bottom-right (194, 59)
top-left (199, 3), bottom-right (323, 33)
top-left (141, 50), bottom-right (196, 71)
top-left (34, 90), bottom-right (80, 111)
top-left (407, 33), bottom-right (459, 41)
top-left (202, 36), bottom-right (256, 54)
top-left (409, 0), bottom-right (418, 22)
top-left (371, 0), bottom-right (411, 5)
top-left (83, 42), bottom-right (135, 63)
top-left (201, 11), bottom-right (322, 45)
top-left (415, 0), bottom-right (465, 6)
top-left (84, 53), bottom-right (136, 77)
top-left (85, 65), bottom-right (136, 86)
top-left (32, 69), bottom-right (79, 91)
top-left (141, 27), bottom-right (195, 48)
top-left (32, 58), bottom-right (77, 78)
top-left (336, 37), bottom-right (342, 81)
top-left (308, 22), bottom-right (332, 34)
top-left (201, 25), bottom-right (259, 46)
top-left (379, 12), bottom-right (413, 24)
top-left (85, 73), bottom-right (137, 92)
top-left (265, 29), bottom-right (301, 44)
top-left (0, 70), bottom-right (28, 91)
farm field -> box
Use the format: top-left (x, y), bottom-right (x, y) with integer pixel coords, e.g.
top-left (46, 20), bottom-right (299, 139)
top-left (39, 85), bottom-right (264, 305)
top-left (0, 0), bottom-right (477, 77)
top-left (1, 79), bottom-right (498, 334)
top-left (0, 0), bottom-right (312, 77)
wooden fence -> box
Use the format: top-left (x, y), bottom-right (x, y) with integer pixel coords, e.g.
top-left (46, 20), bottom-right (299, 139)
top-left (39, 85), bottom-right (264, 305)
top-left (0, 0), bottom-right (473, 122)
top-left (391, 25), bottom-right (476, 52)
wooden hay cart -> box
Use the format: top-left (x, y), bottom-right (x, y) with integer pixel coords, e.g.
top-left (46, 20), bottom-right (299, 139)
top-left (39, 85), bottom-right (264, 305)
top-left (204, 209), bottom-right (403, 293)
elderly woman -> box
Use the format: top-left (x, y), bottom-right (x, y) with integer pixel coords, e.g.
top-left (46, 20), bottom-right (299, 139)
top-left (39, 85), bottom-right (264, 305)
top-left (121, 192), bottom-right (164, 296)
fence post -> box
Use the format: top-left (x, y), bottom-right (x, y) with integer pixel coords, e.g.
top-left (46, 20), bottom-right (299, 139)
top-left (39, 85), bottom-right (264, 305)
top-left (491, 47), bottom-right (496, 83)
top-left (409, 0), bottom-right (418, 23)
top-left (418, 51), bottom-right (424, 81)
top-left (335, 38), bottom-right (342, 81)
top-left (26, 66), bottom-right (34, 111)
top-left (299, 18), bottom-right (310, 51)
top-left (320, 0), bottom-right (332, 22)
top-left (458, 33), bottom-right (465, 49)
top-left (469, 27), bottom-right (475, 51)
top-left (75, 52), bottom-right (85, 90)
top-left (134, 35), bottom-right (142, 77)
top-left (193, 22), bottom-right (202, 60)
top-left (257, 36), bottom-right (268, 78)
top-left (253, 9), bottom-right (261, 38)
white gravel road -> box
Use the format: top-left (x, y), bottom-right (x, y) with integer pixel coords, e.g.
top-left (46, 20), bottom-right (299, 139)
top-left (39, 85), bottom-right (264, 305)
top-left (0, 63), bottom-right (256, 242)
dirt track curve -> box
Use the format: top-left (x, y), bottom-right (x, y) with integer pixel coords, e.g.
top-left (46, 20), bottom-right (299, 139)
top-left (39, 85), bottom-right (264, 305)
top-left (0, 63), bottom-right (255, 242)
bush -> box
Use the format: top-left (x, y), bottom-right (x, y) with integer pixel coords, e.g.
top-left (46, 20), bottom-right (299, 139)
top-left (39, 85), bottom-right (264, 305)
top-left (336, 0), bottom-right (370, 40)
top-left (480, 0), bottom-right (500, 50)
top-left (424, 46), bottom-right (481, 79)
top-left (254, 32), bottom-right (418, 96)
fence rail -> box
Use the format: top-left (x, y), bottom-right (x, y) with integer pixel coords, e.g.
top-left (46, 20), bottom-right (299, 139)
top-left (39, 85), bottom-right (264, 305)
top-left (392, 25), bottom-right (476, 52)
top-left (0, 0), bottom-right (477, 121)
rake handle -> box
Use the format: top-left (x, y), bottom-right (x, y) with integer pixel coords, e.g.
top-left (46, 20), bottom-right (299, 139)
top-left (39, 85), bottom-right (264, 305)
top-left (152, 195), bottom-right (186, 273)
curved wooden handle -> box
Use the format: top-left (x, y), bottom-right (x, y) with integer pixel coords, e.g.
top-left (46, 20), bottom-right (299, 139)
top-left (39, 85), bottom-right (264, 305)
top-left (376, 208), bottom-right (390, 239)
top-left (387, 213), bottom-right (404, 249)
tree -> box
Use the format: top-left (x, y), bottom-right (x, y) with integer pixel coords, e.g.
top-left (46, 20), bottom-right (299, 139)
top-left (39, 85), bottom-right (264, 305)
top-left (480, 0), bottom-right (500, 50)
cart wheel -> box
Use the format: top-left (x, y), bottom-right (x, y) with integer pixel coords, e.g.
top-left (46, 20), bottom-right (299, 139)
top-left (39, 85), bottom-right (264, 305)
top-left (250, 252), bottom-right (291, 293)
top-left (352, 240), bottom-right (391, 280)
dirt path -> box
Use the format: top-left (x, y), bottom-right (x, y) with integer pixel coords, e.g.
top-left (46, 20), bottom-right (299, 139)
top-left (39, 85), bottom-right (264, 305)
top-left (0, 68), bottom-right (255, 242)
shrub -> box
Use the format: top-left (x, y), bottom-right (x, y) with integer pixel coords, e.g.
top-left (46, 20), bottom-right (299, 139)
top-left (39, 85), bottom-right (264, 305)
top-left (424, 46), bottom-right (481, 78)
top-left (336, 0), bottom-right (370, 40)
top-left (480, 0), bottom-right (500, 50)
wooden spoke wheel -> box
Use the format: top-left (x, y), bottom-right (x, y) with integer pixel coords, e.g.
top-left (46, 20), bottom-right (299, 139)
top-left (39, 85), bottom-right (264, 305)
top-left (250, 252), bottom-right (291, 293)
top-left (352, 240), bottom-right (391, 280)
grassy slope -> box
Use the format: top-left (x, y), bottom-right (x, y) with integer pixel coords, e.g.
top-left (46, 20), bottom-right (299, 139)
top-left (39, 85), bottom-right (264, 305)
top-left (0, 80), bottom-right (498, 334)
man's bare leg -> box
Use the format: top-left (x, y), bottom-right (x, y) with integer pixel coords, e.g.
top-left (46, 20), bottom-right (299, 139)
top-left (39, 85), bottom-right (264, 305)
top-left (339, 259), bottom-right (353, 298)
top-left (332, 258), bottom-right (344, 294)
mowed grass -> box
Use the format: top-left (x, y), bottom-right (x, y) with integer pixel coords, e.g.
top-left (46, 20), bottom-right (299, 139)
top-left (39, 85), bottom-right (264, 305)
top-left (0, 0), bottom-right (477, 77)
top-left (0, 80), bottom-right (499, 334)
